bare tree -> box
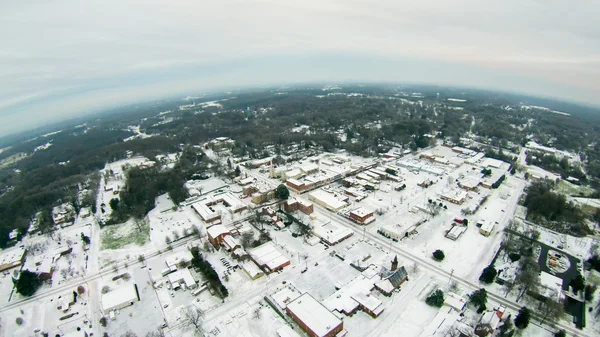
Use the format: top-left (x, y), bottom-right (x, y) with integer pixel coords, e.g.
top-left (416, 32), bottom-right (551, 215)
top-left (253, 307), bottom-right (262, 319)
top-left (241, 232), bottom-right (254, 248)
top-left (121, 330), bottom-right (138, 337)
top-left (182, 306), bottom-right (204, 333)
top-left (540, 298), bottom-right (565, 325)
top-left (145, 329), bottom-right (165, 337)
top-left (515, 257), bottom-right (540, 302)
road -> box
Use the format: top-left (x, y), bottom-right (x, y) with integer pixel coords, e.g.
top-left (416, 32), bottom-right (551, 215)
top-left (0, 233), bottom-right (197, 313)
top-left (245, 164), bottom-right (586, 335)
top-left (314, 202), bottom-right (590, 337)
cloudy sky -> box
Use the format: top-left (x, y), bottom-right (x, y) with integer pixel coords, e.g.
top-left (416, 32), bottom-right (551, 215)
top-left (1, 0), bottom-right (599, 135)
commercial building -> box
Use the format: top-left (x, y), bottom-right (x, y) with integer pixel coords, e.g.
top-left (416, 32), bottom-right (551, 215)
top-left (538, 271), bottom-right (564, 301)
top-left (287, 178), bottom-right (307, 192)
top-left (101, 284), bottom-right (139, 313)
top-left (242, 260), bottom-right (264, 280)
top-left (458, 177), bottom-right (480, 191)
top-left (251, 190), bottom-right (275, 204)
top-left (440, 190), bottom-right (467, 205)
top-left (312, 221), bottom-right (353, 245)
top-left (249, 242), bottom-right (291, 273)
top-left (308, 190), bottom-right (348, 212)
top-left (165, 251), bottom-right (194, 268)
top-left (446, 225), bottom-right (467, 241)
top-left (478, 220), bottom-right (495, 237)
top-left (206, 225), bottom-right (230, 247)
top-left (284, 198), bottom-right (314, 215)
top-left (168, 268), bottom-right (198, 289)
top-left (0, 247), bottom-right (26, 272)
top-left (191, 202), bottom-right (221, 223)
top-left (209, 137), bottom-right (236, 151)
top-left (348, 207), bottom-right (375, 225)
top-left (284, 169), bottom-right (304, 180)
top-left (286, 293), bottom-right (344, 337)
top-left (444, 293), bottom-right (467, 312)
top-left (191, 192), bottom-right (247, 223)
top-left (238, 177), bottom-right (255, 186)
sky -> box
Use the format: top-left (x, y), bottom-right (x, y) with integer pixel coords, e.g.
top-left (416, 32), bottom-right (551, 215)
top-left (1, 0), bottom-right (599, 135)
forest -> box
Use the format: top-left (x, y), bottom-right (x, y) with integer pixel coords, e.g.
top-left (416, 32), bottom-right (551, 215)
top-left (0, 85), bottom-right (599, 247)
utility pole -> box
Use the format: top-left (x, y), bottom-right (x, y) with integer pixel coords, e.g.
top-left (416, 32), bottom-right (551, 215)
top-left (448, 269), bottom-right (454, 284)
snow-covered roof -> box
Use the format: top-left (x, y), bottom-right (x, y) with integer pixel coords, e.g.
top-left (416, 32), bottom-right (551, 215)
top-left (191, 202), bottom-right (218, 221)
top-left (206, 224), bottom-right (229, 239)
top-left (539, 271), bottom-right (563, 299)
top-left (0, 247), bottom-right (25, 271)
top-left (440, 189), bottom-right (467, 202)
top-left (480, 221), bottom-right (495, 233)
top-left (239, 177), bottom-right (255, 186)
top-left (309, 190), bottom-right (348, 210)
top-left (223, 235), bottom-right (240, 250)
top-left (312, 221), bottom-right (353, 245)
top-left (444, 293), bottom-right (467, 311)
top-left (168, 268), bottom-right (196, 288)
top-left (478, 310), bottom-right (501, 329)
top-left (164, 250), bottom-right (193, 268)
top-left (352, 293), bottom-right (383, 314)
top-left (101, 284), bottom-right (138, 312)
top-left (482, 158), bottom-right (504, 168)
top-left (286, 178), bottom-right (304, 186)
top-left (446, 226), bottom-right (466, 240)
top-left (286, 169), bottom-right (303, 178)
top-left (277, 326), bottom-right (302, 337)
top-left (350, 207), bottom-right (372, 218)
top-left (459, 177), bottom-right (480, 189)
top-left (242, 260), bottom-right (263, 279)
top-left (287, 293), bottom-right (342, 337)
top-left (272, 286), bottom-right (303, 309)
top-left (249, 242), bottom-right (290, 271)
top-left (300, 163), bottom-right (319, 173)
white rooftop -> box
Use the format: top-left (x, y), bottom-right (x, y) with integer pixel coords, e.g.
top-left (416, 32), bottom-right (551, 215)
top-left (309, 190), bottom-right (348, 210)
top-left (249, 242), bottom-right (290, 271)
top-left (540, 271), bottom-right (564, 299)
top-left (287, 293), bottom-right (342, 337)
top-left (168, 268), bottom-right (196, 288)
top-left (350, 207), bottom-right (372, 217)
top-left (444, 293), bottom-right (467, 311)
top-left (206, 224), bottom-right (230, 239)
top-left (242, 260), bottom-right (263, 279)
top-left (312, 221), bottom-right (353, 245)
top-left (165, 250), bottom-right (194, 268)
top-left (101, 284), bottom-right (138, 312)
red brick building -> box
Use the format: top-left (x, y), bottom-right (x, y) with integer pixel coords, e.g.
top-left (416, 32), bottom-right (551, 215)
top-left (349, 207), bottom-right (375, 225)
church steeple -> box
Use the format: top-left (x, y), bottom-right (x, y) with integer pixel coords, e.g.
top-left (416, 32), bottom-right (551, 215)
top-left (391, 255), bottom-right (398, 271)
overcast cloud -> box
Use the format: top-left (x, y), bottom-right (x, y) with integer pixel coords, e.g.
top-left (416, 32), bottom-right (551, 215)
top-left (1, 0), bottom-right (599, 135)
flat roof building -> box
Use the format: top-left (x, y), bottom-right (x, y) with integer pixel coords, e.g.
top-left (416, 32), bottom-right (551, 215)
top-left (349, 207), bottom-right (375, 225)
top-left (165, 250), bottom-right (194, 268)
top-left (249, 242), bottom-right (291, 273)
top-left (191, 202), bottom-right (220, 223)
top-left (168, 268), bottom-right (197, 289)
top-left (101, 284), bottom-right (139, 313)
top-left (440, 190), bottom-right (467, 205)
top-left (308, 190), bottom-right (348, 212)
top-left (479, 220), bottom-right (495, 237)
top-left (0, 247), bottom-right (26, 272)
top-left (286, 293), bottom-right (344, 337)
top-left (312, 221), bottom-right (354, 245)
